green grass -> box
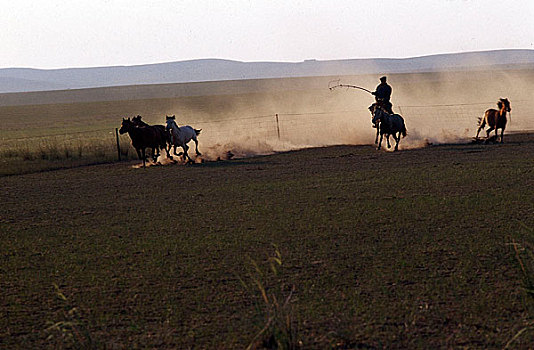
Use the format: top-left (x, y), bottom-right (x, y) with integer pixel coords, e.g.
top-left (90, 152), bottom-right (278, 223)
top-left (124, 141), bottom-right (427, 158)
top-left (0, 133), bottom-right (136, 176)
top-left (240, 245), bottom-right (299, 349)
top-left (1, 136), bottom-right (534, 348)
top-left (507, 224), bottom-right (534, 348)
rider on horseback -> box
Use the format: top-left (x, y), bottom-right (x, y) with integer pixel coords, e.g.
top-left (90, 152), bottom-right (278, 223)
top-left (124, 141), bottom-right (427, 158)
top-left (372, 76), bottom-right (393, 114)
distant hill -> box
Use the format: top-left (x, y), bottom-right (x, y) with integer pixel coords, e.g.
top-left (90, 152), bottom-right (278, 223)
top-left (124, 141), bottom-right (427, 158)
top-left (1, 49), bottom-right (533, 93)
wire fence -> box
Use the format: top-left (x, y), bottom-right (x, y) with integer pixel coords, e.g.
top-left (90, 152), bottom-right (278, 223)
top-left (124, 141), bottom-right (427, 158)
top-left (1, 99), bottom-right (533, 162)
top-left (398, 100), bottom-right (534, 139)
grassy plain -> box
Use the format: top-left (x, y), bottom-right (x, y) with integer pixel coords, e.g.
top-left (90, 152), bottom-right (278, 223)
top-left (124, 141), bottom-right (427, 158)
top-left (1, 133), bottom-right (534, 348)
top-left (2, 68), bottom-right (534, 176)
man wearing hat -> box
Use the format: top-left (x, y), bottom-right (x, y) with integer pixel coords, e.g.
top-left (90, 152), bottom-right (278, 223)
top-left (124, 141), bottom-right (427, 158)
top-left (372, 76), bottom-right (393, 114)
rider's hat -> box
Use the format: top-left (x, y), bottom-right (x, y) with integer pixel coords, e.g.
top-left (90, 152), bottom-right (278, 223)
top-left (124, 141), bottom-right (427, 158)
top-left (380, 76), bottom-right (387, 82)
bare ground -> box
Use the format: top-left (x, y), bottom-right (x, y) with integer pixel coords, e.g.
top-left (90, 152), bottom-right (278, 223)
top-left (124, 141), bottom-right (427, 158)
top-left (1, 133), bottom-right (534, 349)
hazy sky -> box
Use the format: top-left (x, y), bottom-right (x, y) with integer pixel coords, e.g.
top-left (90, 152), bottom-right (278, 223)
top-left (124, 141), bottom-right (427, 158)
top-left (2, 0), bottom-right (533, 69)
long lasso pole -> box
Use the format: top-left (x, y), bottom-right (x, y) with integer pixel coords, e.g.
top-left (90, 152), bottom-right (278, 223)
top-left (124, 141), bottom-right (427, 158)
top-left (328, 80), bottom-right (374, 95)
top-left (330, 84), bottom-right (373, 94)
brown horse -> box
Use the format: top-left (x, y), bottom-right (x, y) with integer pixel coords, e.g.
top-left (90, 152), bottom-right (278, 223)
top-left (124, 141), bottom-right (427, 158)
top-left (476, 98), bottom-right (511, 143)
top-left (119, 118), bottom-right (162, 168)
top-left (131, 115), bottom-right (171, 158)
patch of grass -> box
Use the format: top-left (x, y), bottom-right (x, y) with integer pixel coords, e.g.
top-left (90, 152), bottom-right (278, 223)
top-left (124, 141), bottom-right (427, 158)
top-left (507, 224), bottom-right (534, 348)
top-left (45, 283), bottom-right (95, 349)
top-left (0, 133), bottom-right (138, 176)
top-left (240, 245), bottom-right (300, 350)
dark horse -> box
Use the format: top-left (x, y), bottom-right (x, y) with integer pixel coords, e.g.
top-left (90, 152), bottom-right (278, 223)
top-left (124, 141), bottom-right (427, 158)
top-left (369, 104), bottom-right (407, 151)
top-left (119, 118), bottom-right (164, 168)
top-left (131, 115), bottom-right (171, 159)
top-left (475, 98), bottom-right (511, 143)
top-left (370, 100), bottom-right (393, 145)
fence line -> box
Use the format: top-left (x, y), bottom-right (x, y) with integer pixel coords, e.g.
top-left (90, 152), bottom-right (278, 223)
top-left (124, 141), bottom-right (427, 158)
top-left (2, 99), bottom-right (533, 152)
top-left (0, 110), bottom-right (358, 142)
top-left (1, 128), bottom-right (113, 142)
top-left (398, 99), bottom-right (531, 108)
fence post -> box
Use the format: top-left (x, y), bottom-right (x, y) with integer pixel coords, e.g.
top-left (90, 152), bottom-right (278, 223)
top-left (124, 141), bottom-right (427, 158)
top-left (115, 128), bottom-right (121, 161)
top-left (275, 114), bottom-right (281, 140)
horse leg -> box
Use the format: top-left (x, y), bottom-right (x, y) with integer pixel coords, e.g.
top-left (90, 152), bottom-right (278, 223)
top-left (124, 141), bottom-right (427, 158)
top-left (152, 146), bottom-right (160, 163)
top-left (500, 128), bottom-right (504, 143)
top-left (393, 133), bottom-right (400, 151)
top-left (181, 144), bottom-right (189, 160)
top-left (165, 143), bottom-right (173, 160)
top-left (476, 119), bottom-right (485, 139)
top-left (150, 147), bottom-right (156, 163)
top-left (386, 134), bottom-right (391, 149)
top-left (164, 142), bottom-right (171, 159)
top-left (377, 133), bottom-right (383, 150)
top-left (150, 147), bottom-right (157, 163)
top-left (182, 143), bottom-right (192, 163)
top-left (374, 125), bottom-right (379, 144)
top-left (141, 148), bottom-right (146, 168)
top-left (193, 137), bottom-right (201, 156)
top-left (485, 126), bottom-right (494, 139)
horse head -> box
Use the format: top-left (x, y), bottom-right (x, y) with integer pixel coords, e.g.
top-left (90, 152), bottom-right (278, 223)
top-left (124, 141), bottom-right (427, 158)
top-left (165, 115), bottom-right (178, 131)
top-left (119, 117), bottom-right (133, 134)
top-left (499, 98), bottom-right (511, 112)
top-left (370, 104), bottom-right (385, 124)
top-left (132, 115), bottom-right (148, 127)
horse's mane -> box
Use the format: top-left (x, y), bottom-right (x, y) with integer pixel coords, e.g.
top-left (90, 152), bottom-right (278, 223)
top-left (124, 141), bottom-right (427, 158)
top-left (500, 98), bottom-right (510, 110)
top-left (132, 115), bottom-right (150, 127)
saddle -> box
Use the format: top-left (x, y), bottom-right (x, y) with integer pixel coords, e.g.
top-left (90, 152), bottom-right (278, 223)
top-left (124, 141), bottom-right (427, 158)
top-left (375, 98), bottom-right (393, 114)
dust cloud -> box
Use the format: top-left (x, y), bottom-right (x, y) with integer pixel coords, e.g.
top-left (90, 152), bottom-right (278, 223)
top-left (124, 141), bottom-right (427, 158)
top-left (151, 68), bottom-right (534, 161)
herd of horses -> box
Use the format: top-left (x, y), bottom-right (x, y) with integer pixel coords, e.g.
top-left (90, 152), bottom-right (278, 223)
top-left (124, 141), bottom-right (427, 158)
top-left (119, 115), bottom-right (201, 168)
top-left (119, 98), bottom-right (511, 167)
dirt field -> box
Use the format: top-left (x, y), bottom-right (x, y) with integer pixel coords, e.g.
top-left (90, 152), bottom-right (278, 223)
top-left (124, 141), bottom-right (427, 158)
top-left (1, 132), bottom-right (534, 348)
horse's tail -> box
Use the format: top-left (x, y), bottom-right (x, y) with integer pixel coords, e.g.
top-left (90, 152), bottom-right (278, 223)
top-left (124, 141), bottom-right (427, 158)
top-left (401, 123), bottom-right (407, 138)
top-left (195, 129), bottom-right (202, 136)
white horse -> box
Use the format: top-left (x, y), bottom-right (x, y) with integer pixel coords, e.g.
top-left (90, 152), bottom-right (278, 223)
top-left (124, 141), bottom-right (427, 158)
top-left (165, 115), bottom-right (202, 162)
top-left (370, 104), bottom-right (407, 151)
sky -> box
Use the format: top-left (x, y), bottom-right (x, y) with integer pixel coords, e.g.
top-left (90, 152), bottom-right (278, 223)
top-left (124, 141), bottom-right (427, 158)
top-left (2, 0), bottom-right (533, 69)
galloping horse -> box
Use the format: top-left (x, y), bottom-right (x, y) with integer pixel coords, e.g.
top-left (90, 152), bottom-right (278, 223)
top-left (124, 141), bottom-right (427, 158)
top-left (165, 115), bottom-right (202, 162)
top-left (475, 98), bottom-right (511, 143)
top-left (369, 104), bottom-right (407, 151)
top-left (131, 115), bottom-right (171, 158)
top-left (119, 118), bottom-right (162, 168)
top-left (369, 101), bottom-right (391, 145)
